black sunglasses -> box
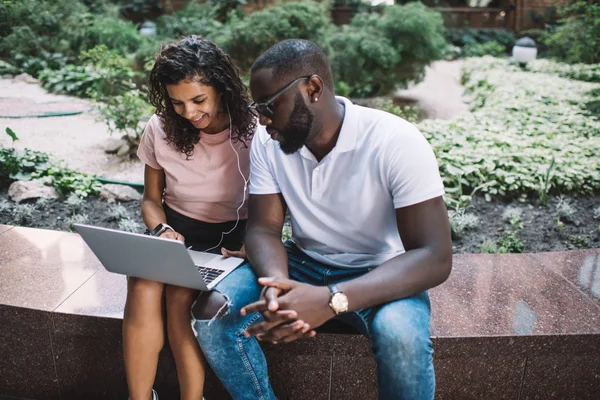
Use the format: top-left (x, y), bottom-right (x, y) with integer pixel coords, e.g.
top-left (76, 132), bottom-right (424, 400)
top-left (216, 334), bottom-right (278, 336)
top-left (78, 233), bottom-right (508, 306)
top-left (248, 76), bottom-right (311, 119)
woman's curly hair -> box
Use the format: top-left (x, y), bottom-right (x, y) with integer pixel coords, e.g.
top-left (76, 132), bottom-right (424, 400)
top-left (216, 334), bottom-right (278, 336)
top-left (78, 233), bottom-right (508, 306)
top-left (148, 35), bottom-right (256, 157)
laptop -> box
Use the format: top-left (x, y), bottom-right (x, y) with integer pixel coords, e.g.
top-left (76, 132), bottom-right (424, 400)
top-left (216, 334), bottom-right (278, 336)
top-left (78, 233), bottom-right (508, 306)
top-left (74, 224), bottom-right (245, 291)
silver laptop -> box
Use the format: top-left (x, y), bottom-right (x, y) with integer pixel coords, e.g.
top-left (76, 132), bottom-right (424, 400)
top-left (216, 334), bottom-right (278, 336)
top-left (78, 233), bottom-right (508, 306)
top-left (74, 224), bottom-right (245, 290)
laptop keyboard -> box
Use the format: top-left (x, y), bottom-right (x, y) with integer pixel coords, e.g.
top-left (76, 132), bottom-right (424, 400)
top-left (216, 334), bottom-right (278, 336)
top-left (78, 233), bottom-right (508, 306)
top-left (196, 265), bottom-right (225, 284)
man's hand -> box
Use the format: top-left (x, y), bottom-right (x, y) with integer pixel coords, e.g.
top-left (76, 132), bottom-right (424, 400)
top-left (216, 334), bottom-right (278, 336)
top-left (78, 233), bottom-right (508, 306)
top-left (240, 285), bottom-right (307, 342)
top-left (221, 244), bottom-right (246, 259)
top-left (159, 229), bottom-right (185, 244)
top-left (241, 277), bottom-right (335, 343)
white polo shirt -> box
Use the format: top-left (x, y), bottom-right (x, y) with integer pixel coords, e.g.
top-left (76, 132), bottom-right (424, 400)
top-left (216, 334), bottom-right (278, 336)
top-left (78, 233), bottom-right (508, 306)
top-left (249, 97), bottom-right (444, 269)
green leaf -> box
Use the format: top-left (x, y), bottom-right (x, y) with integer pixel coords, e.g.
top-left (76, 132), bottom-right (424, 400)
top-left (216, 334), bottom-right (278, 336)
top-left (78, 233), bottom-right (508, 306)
top-left (9, 172), bottom-right (33, 181)
top-left (5, 128), bottom-right (18, 142)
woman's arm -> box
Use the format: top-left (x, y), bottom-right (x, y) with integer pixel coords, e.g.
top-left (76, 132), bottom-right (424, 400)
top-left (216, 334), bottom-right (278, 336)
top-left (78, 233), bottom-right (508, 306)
top-left (141, 164), bottom-right (184, 243)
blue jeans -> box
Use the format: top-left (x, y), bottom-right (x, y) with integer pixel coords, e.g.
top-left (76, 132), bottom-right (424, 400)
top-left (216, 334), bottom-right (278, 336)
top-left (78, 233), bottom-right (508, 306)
top-left (193, 242), bottom-right (435, 400)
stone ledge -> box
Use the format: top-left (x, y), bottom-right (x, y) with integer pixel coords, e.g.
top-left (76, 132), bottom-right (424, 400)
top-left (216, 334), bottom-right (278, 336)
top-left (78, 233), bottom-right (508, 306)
top-left (0, 225), bottom-right (599, 399)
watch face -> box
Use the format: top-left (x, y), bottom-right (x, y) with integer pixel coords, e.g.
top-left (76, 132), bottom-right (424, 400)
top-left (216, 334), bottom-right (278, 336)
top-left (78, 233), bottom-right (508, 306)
top-left (331, 293), bottom-right (349, 312)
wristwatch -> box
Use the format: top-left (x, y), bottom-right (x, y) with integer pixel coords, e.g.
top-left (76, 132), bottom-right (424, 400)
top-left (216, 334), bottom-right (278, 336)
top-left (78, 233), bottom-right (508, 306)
top-left (147, 223), bottom-right (174, 237)
top-left (328, 284), bottom-right (349, 315)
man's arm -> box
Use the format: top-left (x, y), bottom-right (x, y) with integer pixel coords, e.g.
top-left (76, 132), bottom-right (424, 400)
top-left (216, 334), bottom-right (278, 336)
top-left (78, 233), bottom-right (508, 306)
top-left (244, 192), bottom-right (307, 323)
top-left (337, 195), bottom-right (452, 311)
top-left (245, 192), bottom-right (289, 279)
top-left (243, 195), bottom-right (452, 342)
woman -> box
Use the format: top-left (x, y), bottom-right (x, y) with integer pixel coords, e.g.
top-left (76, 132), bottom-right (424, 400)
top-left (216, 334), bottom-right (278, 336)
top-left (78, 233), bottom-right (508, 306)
top-left (126, 35), bottom-right (256, 400)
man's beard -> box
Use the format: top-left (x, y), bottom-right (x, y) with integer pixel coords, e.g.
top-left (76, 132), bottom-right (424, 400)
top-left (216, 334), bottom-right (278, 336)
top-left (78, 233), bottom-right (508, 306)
top-left (278, 93), bottom-right (314, 155)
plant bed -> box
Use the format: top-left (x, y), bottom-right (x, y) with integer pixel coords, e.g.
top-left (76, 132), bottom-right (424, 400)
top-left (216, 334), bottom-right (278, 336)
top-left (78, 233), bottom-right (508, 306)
top-left (1, 182), bottom-right (598, 254)
top-left (0, 186), bottom-right (141, 233)
top-left (450, 194), bottom-right (600, 254)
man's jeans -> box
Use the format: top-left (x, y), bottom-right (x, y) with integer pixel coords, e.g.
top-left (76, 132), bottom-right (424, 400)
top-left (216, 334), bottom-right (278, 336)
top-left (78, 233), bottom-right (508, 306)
top-left (192, 242), bottom-right (435, 400)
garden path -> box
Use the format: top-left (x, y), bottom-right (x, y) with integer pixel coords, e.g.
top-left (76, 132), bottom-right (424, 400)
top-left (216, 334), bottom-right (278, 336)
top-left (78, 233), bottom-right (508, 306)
top-left (395, 60), bottom-right (470, 120)
top-left (0, 78), bottom-right (144, 183)
top-left (0, 60), bottom-right (467, 183)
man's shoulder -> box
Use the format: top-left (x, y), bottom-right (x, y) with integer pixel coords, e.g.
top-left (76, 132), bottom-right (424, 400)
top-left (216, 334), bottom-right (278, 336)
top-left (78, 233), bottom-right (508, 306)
top-left (351, 103), bottom-right (422, 147)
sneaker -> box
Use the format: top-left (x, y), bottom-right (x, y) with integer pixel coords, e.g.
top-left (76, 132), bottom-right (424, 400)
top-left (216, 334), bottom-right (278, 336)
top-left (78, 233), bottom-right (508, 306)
top-left (127, 390), bottom-right (158, 400)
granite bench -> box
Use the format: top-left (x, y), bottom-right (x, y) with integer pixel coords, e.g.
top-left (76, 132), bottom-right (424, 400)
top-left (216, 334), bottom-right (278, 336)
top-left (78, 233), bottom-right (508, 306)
top-left (1, 225), bottom-right (599, 399)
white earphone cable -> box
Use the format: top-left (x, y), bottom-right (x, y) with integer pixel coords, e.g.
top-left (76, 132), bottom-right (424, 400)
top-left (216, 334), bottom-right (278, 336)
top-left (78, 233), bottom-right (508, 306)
top-left (203, 103), bottom-right (248, 253)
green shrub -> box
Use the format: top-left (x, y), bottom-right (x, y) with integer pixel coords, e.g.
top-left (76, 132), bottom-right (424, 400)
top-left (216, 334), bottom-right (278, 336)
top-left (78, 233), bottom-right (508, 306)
top-left (98, 89), bottom-right (154, 156)
top-left (329, 26), bottom-right (400, 98)
top-left (528, 59), bottom-right (600, 83)
top-left (119, 218), bottom-right (142, 233)
top-left (156, 2), bottom-right (226, 40)
top-left (0, 148), bottom-right (50, 180)
top-left (419, 57), bottom-right (600, 204)
top-left (10, 204), bottom-right (36, 225)
top-left (0, 0), bottom-right (146, 74)
top-left (329, 3), bottom-right (446, 97)
top-left (371, 99), bottom-right (419, 124)
top-left (464, 41), bottom-right (506, 57)
top-left (38, 65), bottom-right (104, 97)
top-left (448, 207), bottom-right (479, 239)
top-left (227, 1), bottom-right (334, 70)
top-left (480, 239), bottom-right (499, 254)
top-left (375, 4), bottom-right (447, 71)
top-left (0, 0), bottom-right (90, 59)
top-left (11, 51), bottom-right (71, 78)
top-left (1, 128), bottom-right (100, 197)
top-left (0, 60), bottom-right (19, 75)
top-left (496, 229), bottom-right (525, 253)
top-left (132, 37), bottom-right (166, 72)
top-left (79, 15), bottom-right (146, 56)
top-left (445, 28), bottom-right (515, 53)
top-left (107, 204), bottom-right (130, 221)
top-left (117, 0), bottom-right (162, 21)
top-left (44, 166), bottom-right (101, 197)
top-left (39, 45), bottom-right (138, 99)
top-left (544, 2), bottom-right (600, 64)
top-left (66, 213), bottom-right (90, 230)
top-left (480, 217), bottom-right (525, 253)
top-left (206, 0), bottom-right (247, 22)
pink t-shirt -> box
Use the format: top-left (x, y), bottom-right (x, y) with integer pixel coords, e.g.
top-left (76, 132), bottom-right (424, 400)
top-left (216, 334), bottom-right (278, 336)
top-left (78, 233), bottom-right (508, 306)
top-left (137, 114), bottom-right (251, 223)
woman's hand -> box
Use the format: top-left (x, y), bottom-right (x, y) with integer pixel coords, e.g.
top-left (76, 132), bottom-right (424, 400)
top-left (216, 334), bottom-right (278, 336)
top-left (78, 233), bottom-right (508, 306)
top-left (159, 229), bottom-right (185, 244)
top-left (221, 243), bottom-right (246, 259)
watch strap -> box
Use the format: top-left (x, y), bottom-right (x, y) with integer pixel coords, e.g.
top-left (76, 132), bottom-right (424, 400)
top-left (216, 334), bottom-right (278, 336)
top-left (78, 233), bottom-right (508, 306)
top-left (149, 223), bottom-right (173, 237)
top-left (328, 283), bottom-right (341, 295)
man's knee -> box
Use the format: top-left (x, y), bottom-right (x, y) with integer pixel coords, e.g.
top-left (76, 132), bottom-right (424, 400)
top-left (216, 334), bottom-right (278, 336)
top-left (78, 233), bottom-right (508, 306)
top-left (192, 291), bottom-right (229, 320)
top-left (372, 296), bottom-right (432, 355)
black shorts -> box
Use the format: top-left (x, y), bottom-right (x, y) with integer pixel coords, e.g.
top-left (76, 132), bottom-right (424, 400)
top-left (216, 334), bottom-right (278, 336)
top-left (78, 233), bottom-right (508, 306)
top-left (163, 202), bottom-right (246, 254)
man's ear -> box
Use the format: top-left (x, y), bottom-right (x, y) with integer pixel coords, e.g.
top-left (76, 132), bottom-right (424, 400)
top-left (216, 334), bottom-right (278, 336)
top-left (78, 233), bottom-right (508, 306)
top-left (307, 75), bottom-right (324, 103)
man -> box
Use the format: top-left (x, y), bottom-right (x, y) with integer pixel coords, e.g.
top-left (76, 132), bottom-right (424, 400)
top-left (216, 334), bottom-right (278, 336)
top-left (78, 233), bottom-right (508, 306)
top-left (192, 39), bottom-right (452, 400)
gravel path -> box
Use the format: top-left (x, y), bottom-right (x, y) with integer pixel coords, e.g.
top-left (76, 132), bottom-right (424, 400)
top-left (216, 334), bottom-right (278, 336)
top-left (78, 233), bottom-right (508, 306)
top-left (0, 61), bottom-right (466, 183)
top-left (395, 60), bottom-right (469, 120)
top-left (0, 78), bottom-right (144, 183)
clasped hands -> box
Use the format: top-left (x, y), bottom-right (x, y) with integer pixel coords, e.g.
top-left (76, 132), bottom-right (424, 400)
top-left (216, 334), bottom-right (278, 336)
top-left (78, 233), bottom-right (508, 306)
top-left (240, 277), bottom-right (336, 344)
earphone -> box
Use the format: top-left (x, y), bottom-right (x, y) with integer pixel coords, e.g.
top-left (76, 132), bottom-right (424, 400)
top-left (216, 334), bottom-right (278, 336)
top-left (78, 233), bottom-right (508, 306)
top-left (203, 102), bottom-right (249, 253)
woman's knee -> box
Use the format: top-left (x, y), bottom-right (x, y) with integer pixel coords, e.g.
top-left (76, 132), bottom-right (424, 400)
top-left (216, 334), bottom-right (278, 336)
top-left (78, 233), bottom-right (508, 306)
top-left (124, 277), bottom-right (164, 318)
top-left (165, 285), bottom-right (199, 316)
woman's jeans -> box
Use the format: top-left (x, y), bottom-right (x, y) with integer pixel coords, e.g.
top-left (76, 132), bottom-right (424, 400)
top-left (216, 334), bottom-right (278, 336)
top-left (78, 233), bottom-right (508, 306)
top-left (192, 243), bottom-right (435, 400)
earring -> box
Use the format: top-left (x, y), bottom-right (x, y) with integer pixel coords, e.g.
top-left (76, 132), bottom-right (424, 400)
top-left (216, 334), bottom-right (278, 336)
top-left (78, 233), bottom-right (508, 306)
top-left (314, 97), bottom-right (319, 102)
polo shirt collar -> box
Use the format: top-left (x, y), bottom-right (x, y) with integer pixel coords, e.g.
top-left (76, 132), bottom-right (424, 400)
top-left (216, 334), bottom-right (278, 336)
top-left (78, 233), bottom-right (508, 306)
top-left (333, 96), bottom-right (358, 154)
top-left (259, 96), bottom-right (358, 155)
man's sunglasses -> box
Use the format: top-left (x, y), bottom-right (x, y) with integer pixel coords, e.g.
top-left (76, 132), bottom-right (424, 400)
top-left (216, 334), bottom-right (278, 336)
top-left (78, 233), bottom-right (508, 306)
top-left (248, 76), bottom-right (311, 119)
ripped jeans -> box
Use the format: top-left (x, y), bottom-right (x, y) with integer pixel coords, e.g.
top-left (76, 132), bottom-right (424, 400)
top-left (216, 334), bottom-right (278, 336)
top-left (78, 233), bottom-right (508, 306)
top-left (192, 242), bottom-right (435, 400)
